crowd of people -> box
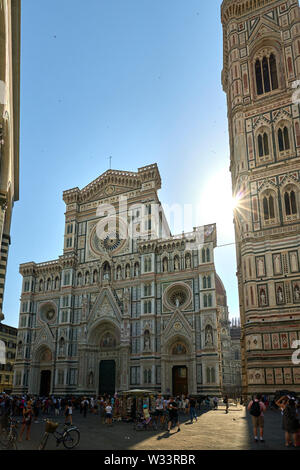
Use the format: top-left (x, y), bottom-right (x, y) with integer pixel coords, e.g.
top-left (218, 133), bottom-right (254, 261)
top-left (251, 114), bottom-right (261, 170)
top-left (1, 391), bottom-right (299, 447)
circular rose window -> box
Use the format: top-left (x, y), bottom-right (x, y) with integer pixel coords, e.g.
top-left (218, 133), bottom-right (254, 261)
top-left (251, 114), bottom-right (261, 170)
top-left (89, 217), bottom-right (127, 256)
top-left (164, 283), bottom-right (192, 310)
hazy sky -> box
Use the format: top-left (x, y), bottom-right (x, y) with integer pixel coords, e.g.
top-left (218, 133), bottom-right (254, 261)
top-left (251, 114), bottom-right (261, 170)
top-left (3, 0), bottom-right (239, 327)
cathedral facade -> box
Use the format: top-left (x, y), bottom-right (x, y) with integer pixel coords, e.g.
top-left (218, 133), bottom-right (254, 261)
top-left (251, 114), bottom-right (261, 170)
top-left (221, 0), bottom-right (300, 397)
top-left (13, 164), bottom-right (230, 397)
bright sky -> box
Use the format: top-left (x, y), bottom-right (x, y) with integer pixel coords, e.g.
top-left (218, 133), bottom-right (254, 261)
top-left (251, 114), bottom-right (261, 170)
top-left (3, 0), bottom-right (239, 328)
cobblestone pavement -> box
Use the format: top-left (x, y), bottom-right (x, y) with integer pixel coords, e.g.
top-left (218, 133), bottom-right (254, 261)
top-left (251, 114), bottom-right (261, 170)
top-left (4, 404), bottom-right (300, 451)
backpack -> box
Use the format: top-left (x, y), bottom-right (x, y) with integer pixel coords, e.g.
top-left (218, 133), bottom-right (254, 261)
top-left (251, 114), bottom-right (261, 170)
top-left (250, 401), bottom-right (261, 417)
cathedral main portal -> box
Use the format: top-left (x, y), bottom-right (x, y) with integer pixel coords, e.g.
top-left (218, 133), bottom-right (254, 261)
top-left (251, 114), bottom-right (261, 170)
top-left (99, 360), bottom-right (116, 396)
top-left (39, 370), bottom-right (51, 397)
top-left (172, 366), bottom-right (188, 396)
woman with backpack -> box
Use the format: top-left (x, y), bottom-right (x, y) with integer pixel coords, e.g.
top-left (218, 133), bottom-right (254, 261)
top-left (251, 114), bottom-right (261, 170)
top-left (247, 394), bottom-right (266, 443)
top-left (276, 395), bottom-right (300, 447)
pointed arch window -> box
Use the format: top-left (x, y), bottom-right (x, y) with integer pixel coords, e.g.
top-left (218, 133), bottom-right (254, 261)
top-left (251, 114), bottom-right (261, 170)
top-left (278, 126), bottom-right (290, 152)
top-left (263, 194), bottom-right (275, 221)
top-left (206, 248), bottom-right (210, 262)
top-left (207, 275), bottom-right (211, 289)
top-left (203, 276), bottom-right (207, 289)
top-left (284, 189), bottom-right (298, 216)
top-left (202, 248), bottom-right (206, 263)
top-left (258, 132), bottom-right (269, 157)
top-left (255, 54), bottom-right (279, 95)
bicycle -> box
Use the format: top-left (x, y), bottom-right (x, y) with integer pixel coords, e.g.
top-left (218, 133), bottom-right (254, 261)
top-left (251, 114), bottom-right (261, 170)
top-left (0, 414), bottom-right (19, 450)
top-left (38, 419), bottom-right (80, 450)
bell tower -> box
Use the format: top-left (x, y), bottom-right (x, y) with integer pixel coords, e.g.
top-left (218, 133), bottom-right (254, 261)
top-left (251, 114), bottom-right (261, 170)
top-left (221, 0), bottom-right (300, 398)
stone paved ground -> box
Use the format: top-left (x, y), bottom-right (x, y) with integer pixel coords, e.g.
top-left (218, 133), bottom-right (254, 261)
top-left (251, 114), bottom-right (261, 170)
top-left (3, 404), bottom-right (300, 451)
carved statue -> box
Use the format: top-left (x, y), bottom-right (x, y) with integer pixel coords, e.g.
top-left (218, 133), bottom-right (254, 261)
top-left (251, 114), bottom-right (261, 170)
top-left (260, 289), bottom-right (266, 306)
top-left (205, 325), bottom-right (213, 346)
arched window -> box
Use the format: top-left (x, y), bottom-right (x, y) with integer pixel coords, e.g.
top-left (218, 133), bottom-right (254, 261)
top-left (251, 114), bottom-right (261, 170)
top-left (255, 54), bottom-right (279, 95)
top-left (278, 126), bottom-right (290, 152)
top-left (203, 276), bottom-right (207, 289)
top-left (262, 194), bottom-right (275, 221)
top-left (257, 132), bottom-right (269, 157)
top-left (211, 367), bottom-right (216, 383)
top-left (206, 248), bottom-right (210, 262)
top-left (206, 367), bottom-right (211, 384)
top-left (204, 294), bottom-right (208, 308)
top-left (77, 272), bottom-right (82, 286)
top-left (208, 294), bottom-right (212, 307)
top-left (103, 262), bottom-right (111, 280)
top-left (85, 271), bottom-right (90, 284)
top-left (284, 189), bottom-right (298, 216)
top-left (134, 262), bottom-right (140, 277)
top-left (54, 276), bottom-right (60, 289)
top-left (270, 54), bottom-right (278, 89)
top-left (207, 275), bottom-right (211, 289)
top-left (202, 248), bottom-right (206, 263)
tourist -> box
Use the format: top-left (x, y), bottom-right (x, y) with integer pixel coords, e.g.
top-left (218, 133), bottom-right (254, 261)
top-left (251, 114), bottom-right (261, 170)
top-left (184, 396), bottom-right (189, 415)
top-left (223, 395), bottom-right (229, 414)
top-left (248, 394), bottom-right (266, 443)
top-left (188, 396), bottom-right (197, 423)
top-left (213, 396), bottom-right (219, 410)
top-left (105, 401), bottom-right (113, 426)
top-left (276, 395), bottom-right (300, 447)
top-left (18, 400), bottom-right (33, 442)
top-left (81, 397), bottom-right (89, 418)
top-left (167, 397), bottom-right (180, 433)
top-left (64, 400), bottom-right (73, 426)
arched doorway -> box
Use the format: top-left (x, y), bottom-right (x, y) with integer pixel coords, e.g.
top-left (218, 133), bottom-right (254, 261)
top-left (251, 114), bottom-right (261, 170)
top-left (99, 360), bottom-right (116, 395)
top-left (172, 366), bottom-right (188, 396)
top-left (40, 370), bottom-right (51, 396)
top-left (38, 347), bottom-right (53, 396)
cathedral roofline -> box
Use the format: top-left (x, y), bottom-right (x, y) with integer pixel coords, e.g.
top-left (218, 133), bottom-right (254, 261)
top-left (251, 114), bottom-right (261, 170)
top-left (62, 164), bottom-right (162, 205)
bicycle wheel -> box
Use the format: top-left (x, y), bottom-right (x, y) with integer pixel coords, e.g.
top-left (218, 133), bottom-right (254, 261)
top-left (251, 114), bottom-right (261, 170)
top-left (38, 432), bottom-right (49, 450)
top-left (63, 429), bottom-right (80, 449)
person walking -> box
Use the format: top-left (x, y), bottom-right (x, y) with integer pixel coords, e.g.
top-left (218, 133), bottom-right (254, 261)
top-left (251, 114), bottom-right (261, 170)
top-left (64, 400), bottom-right (73, 426)
top-left (213, 396), bottom-right (219, 410)
top-left (223, 395), bottom-right (229, 414)
top-left (167, 397), bottom-right (180, 433)
top-left (248, 394), bottom-right (266, 443)
top-left (188, 396), bottom-right (197, 423)
top-left (81, 397), bottom-right (89, 418)
top-left (105, 401), bottom-right (113, 426)
top-left (19, 401), bottom-right (33, 442)
top-left (276, 395), bottom-right (300, 447)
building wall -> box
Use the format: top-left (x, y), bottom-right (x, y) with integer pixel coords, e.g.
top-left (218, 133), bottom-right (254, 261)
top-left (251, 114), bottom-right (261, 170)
top-left (13, 165), bottom-right (226, 397)
top-left (0, 322), bottom-right (17, 393)
top-left (0, 0), bottom-right (20, 321)
top-left (221, 0), bottom-right (300, 397)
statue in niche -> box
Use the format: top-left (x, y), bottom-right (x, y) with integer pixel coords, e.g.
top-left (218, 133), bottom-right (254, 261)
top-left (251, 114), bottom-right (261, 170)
top-left (290, 253), bottom-right (298, 272)
top-left (276, 287), bottom-right (284, 304)
top-left (144, 330), bottom-right (151, 351)
top-left (163, 258), bottom-right (168, 272)
top-left (126, 265), bottom-right (130, 278)
top-left (257, 258), bottom-right (265, 277)
top-left (274, 255), bottom-right (281, 274)
top-left (174, 257), bottom-right (179, 271)
top-left (294, 284), bottom-right (300, 302)
top-left (259, 288), bottom-right (267, 306)
top-left (205, 325), bottom-right (213, 346)
top-left (186, 255), bottom-right (191, 268)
